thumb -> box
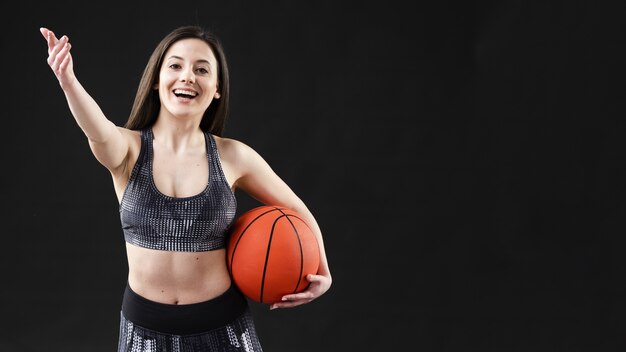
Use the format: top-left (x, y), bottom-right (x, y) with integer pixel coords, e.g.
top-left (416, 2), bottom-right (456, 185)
top-left (306, 274), bottom-right (322, 283)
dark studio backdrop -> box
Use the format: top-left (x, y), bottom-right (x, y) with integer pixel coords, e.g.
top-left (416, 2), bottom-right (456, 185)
top-left (1, 1), bottom-right (626, 351)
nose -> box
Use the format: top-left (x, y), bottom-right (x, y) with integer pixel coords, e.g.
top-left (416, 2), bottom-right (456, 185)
top-left (180, 67), bottom-right (195, 84)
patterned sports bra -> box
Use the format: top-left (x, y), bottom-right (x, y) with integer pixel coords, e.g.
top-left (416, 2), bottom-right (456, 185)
top-left (119, 128), bottom-right (237, 252)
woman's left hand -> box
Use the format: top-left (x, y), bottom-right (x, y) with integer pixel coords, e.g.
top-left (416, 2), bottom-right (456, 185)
top-left (270, 274), bottom-right (332, 310)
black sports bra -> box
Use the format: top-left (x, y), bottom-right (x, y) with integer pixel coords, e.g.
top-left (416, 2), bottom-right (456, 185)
top-left (119, 128), bottom-right (236, 252)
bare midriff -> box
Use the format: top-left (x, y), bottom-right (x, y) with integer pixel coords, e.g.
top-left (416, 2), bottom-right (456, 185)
top-left (125, 243), bottom-right (232, 305)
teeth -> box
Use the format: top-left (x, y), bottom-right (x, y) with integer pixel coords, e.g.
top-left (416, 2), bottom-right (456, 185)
top-left (174, 89), bottom-right (197, 97)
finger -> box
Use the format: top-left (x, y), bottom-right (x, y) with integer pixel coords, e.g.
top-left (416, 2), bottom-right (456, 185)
top-left (40, 27), bottom-right (56, 53)
top-left (270, 299), bottom-right (311, 310)
top-left (39, 27), bottom-right (55, 40)
top-left (47, 31), bottom-right (60, 53)
top-left (306, 274), bottom-right (323, 283)
top-left (58, 43), bottom-right (72, 72)
top-left (48, 35), bottom-right (68, 65)
top-left (280, 291), bottom-right (315, 302)
top-left (50, 40), bottom-right (69, 72)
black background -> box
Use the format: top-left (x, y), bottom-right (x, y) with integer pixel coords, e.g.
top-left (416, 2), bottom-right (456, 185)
top-left (2, 1), bottom-right (626, 351)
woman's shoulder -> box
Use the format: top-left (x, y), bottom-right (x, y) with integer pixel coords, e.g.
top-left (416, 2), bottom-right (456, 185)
top-left (212, 135), bottom-right (256, 162)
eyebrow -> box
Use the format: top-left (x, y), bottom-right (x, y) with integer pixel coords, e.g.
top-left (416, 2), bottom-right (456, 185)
top-left (166, 55), bottom-right (212, 66)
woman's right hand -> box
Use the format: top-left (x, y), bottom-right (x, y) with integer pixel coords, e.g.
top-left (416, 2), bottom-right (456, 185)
top-left (40, 27), bottom-right (75, 89)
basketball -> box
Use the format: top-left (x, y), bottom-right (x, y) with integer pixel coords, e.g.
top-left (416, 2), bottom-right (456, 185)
top-left (226, 205), bottom-right (320, 304)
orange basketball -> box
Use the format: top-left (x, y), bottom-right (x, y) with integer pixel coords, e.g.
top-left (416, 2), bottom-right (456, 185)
top-left (226, 205), bottom-right (320, 304)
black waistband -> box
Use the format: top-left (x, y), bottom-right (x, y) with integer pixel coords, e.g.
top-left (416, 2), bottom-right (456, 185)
top-left (121, 283), bottom-right (248, 335)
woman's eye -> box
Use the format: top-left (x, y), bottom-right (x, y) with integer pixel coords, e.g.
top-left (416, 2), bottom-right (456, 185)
top-left (169, 64), bottom-right (181, 69)
top-left (196, 67), bottom-right (209, 74)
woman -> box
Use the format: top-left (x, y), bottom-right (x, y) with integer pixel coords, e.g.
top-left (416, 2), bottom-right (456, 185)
top-left (40, 25), bottom-right (332, 351)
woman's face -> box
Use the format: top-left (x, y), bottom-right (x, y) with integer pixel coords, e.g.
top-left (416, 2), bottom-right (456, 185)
top-left (155, 38), bottom-right (220, 120)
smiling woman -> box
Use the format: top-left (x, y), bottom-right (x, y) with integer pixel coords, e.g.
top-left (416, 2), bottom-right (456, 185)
top-left (40, 24), bottom-right (332, 352)
top-left (154, 40), bottom-right (220, 120)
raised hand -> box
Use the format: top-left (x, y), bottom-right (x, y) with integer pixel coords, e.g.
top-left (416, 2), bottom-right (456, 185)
top-left (40, 27), bottom-right (76, 89)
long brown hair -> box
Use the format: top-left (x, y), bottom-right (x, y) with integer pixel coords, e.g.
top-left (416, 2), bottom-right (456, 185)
top-left (124, 25), bottom-right (230, 136)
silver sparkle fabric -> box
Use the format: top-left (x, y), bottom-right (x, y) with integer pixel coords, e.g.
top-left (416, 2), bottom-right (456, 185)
top-left (117, 309), bottom-right (263, 352)
top-left (119, 128), bottom-right (237, 252)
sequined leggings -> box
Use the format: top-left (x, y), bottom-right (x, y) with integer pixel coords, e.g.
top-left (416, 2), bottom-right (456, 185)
top-left (118, 283), bottom-right (263, 352)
